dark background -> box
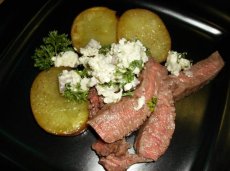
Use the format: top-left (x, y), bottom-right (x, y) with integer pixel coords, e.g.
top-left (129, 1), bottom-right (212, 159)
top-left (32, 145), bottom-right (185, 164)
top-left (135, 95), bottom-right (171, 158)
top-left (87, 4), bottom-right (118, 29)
top-left (0, 0), bottom-right (229, 56)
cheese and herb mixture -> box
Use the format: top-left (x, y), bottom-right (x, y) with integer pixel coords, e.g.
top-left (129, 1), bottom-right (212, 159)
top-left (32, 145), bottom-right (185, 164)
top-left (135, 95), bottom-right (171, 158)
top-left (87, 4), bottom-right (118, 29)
top-left (32, 31), bottom-right (192, 104)
top-left (55, 38), bottom-right (149, 103)
top-left (165, 51), bottom-right (192, 76)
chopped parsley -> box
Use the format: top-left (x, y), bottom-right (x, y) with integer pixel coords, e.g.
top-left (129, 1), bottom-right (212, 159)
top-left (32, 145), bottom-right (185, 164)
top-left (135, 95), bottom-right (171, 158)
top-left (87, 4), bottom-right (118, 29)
top-left (63, 83), bottom-right (88, 102)
top-left (122, 91), bottom-right (134, 97)
top-left (147, 96), bottom-right (158, 112)
top-left (32, 30), bottom-right (73, 70)
top-left (99, 45), bottom-right (111, 55)
top-left (76, 68), bottom-right (89, 77)
top-left (129, 60), bottom-right (143, 70)
top-left (122, 69), bottom-right (135, 84)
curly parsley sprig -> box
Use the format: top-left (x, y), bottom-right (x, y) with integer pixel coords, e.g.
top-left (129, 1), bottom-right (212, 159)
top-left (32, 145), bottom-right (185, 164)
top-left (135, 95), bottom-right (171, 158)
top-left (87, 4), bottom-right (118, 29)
top-left (32, 30), bottom-right (73, 70)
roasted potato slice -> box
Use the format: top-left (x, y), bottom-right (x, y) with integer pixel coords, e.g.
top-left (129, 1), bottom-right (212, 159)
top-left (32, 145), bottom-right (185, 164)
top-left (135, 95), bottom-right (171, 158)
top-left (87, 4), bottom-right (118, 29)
top-left (117, 9), bottom-right (171, 63)
top-left (71, 7), bottom-right (117, 49)
top-left (30, 67), bottom-right (89, 136)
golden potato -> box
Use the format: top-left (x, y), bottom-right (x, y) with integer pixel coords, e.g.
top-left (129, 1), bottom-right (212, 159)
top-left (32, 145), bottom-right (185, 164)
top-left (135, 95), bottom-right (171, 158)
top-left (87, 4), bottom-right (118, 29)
top-left (71, 7), bottom-right (118, 49)
top-left (117, 9), bottom-right (171, 63)
top-left (30, 67), bottom-right (89, 136)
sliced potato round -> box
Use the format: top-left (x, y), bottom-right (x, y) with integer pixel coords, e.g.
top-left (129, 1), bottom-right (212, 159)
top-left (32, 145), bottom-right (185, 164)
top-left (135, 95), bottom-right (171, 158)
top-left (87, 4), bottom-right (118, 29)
top-left (30, 67), bottom-right (89, 136)
top-left (117, 9), bottom-right (171, 63)
top-left (71, 7), bottom-right (118, 49)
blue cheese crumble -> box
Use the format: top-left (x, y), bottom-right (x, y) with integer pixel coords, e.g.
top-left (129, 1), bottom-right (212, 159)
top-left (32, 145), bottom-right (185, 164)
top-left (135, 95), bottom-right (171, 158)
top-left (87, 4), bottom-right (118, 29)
top-left (134, 96), bottom-right (145, 111)
top-left (165, 51), bottom-right (192, 76)
top-left (58, 38), bottom-right (149, 103)
top-left (51, 51), bottom-right (79, 67)
top-left (58, 70), bottom-right (90, 93)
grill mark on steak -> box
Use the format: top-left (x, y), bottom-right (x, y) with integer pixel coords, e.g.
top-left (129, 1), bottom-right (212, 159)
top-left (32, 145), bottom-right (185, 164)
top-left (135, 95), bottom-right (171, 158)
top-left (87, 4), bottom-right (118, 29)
top-left (88, 59), bottom-right (168, 143)
top-left (167, 51), bottom-right (225, 101)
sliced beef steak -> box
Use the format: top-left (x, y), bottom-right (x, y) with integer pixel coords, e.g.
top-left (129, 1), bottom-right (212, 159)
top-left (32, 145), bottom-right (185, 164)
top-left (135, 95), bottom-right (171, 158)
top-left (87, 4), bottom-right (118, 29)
top-left (92, 139), bottom-right (149, 171)
top-left (88, 87), bottom-right (104, 119)
top-left (89, 51), bottom-right (225, 170)
top-left (135, 51), bottom-right (224, 160)
top-left (135, 79), bottom-right (176, 160)
top-left (168, 51), bottom-right (225, 101)
top-left (88, 59), bottom-right (168, 143)
top-left (92, 139), bottom-right (130, 157)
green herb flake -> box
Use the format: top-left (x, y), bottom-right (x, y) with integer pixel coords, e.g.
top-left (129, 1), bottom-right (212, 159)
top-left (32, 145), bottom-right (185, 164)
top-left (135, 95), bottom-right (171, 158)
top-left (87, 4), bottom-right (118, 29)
top-left (99, 45), bottom-right (111, 55)
top-left (122, 69), bottom-right (135, 84)
top-left (147, 96), bottom-right (158, 112)
top-left (129, 60), bottom-right (143, 70)
top-left (122, 91), bottom-right (134, 97)
top-left (76, 68), bottom-right (89, 78)
top-left (63, 83), bottom-right (88, 102)
top-left (32, 30), bottom-right (73, 70)
top-left (145, 47), bottom-right (151, 57)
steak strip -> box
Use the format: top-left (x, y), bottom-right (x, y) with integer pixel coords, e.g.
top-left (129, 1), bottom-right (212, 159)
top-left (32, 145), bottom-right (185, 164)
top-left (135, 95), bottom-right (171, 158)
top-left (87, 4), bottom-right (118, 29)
top-left (93, 139), bottom-right (149, 171)
top-left (168, 51), bottom-right (225, 101)
top-left (135, 79), bottom-right (175, 160)
top-left (135, 51), bottom-right (224, 160)
top-left (92, 139), bottom-right (130, 157)
top-left (88, 87), bottom-right (104, 119)
top-left (89, 51), bottom-right (225, 170)
top-left (88, 59), bottom-right (168, 143)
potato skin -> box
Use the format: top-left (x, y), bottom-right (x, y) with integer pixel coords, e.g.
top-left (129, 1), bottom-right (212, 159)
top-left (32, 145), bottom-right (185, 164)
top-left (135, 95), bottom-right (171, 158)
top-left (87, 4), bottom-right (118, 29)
top-left (71, 6), bottom-right (118, 49)
top-left (117, 8), bottom-right (171, 63)
top-left (30, 67), bottom-right (89, 136)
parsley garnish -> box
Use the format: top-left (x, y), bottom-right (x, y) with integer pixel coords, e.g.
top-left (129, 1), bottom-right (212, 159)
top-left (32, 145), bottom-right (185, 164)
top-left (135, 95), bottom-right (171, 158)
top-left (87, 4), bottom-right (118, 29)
top-left (76, 68), bottom-right (89, 78)
top-left (122, 69), bottom-right (135, 83)
top-left (122, 91), bottom-right (134, 97)
top-left (145, 47), bottom-right (151, 57)
top-left (129, 60), bottom-right (143, 70)
top-left (32, 30), bottom-right (73, 70)
top-left (147, 96), bottom-right (158, 112)
top-left (99, 45), bottom-right (111, 55)
top-left (63, 83), bottom-right (88, 102)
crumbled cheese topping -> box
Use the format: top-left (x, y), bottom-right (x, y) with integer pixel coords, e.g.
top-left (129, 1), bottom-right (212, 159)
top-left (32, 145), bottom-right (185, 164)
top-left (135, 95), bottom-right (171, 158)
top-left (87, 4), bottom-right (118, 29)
top-left (80, 39), bottom-right (101, 57)
top-left (58, 38), bottom-right (149, 103)
top-left (111, 38), bottom-right (149, 69)
top-left (58, 70), bottom-right (89, 93)
top-left (51, 51), bottom-right (79, 67)
top-left (165, 51), bottom-right (192, 76)
top-left (134, 96), bottom-right (145, 111)
top-left (96, 85), bottom-right (123, 104)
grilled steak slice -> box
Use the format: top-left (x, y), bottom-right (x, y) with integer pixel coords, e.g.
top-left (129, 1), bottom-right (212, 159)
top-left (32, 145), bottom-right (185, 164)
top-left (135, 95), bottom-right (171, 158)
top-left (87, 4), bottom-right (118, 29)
top-left (88, 59), bottom-right (168, 143)
top-left (135, 79), bottom-right (176, 160)
top-left (92, 139), bottom-right (149, 171)
top-left (89, 51), bottom-right (225, 170)
top-left (135, 51), bottom-right (224, 160)
top-left (88, 87), bottom-right (104, 119)
top-left (168, 51), bottom-right (225, 101)
top-left (92, 139), bottom-right (130, 157)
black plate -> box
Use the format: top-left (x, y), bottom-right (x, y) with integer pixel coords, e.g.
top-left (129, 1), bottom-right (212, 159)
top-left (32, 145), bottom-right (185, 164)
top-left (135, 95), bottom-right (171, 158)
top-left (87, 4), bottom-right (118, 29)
top-left (0, 0), bottom-right (230, 171)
